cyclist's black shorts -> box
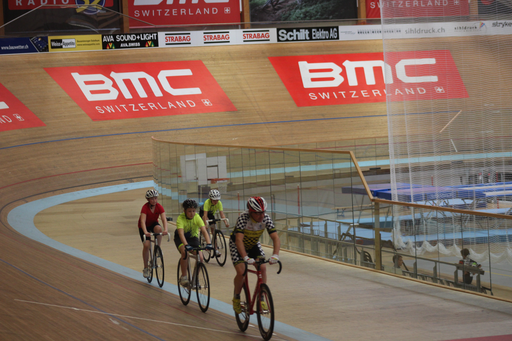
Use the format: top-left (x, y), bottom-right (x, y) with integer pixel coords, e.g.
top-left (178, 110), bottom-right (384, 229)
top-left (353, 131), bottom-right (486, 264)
top-left (199, 205), bottom-right (215, 225)
top-left (174, 229), bottom-right (199, 250)
top-left (139, 221), bottom-right (161, 243)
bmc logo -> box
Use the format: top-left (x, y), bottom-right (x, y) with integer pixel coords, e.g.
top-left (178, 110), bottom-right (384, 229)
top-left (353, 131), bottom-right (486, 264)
top-left (45, 61), bottom-right (236, 121)
top-left (129, 0), bottom-right (239, 27)
top-left (0, 83), bottom-right (45, 132)
top-left (134, 0), bottom-right (228, 5)
top-left (269, 50), bottom-right (468, 107)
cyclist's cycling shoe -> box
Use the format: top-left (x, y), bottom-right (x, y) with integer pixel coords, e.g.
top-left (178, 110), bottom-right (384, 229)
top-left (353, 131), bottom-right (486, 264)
top-left (143, 268), bottom-right (150, 278)
top-left (232, 298), bottom-right (242, 314)
top-left (179, 276), bottom-right (189, 286)
top-left (260, 300), bottom-right (268, 311)
top-left (215, 250), bottom-right (221, 257)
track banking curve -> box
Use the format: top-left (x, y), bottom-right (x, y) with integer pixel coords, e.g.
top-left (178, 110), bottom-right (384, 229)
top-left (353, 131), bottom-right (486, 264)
top-left (0, 40), bottom-right (388, 340)
top-left (3, 39), bottom-right (512, 341)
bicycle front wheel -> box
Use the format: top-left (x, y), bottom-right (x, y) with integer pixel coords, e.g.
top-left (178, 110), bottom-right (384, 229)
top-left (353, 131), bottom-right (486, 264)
top-left (235, 283), bottom-right (250, 332)
top-left (199, 233), bottom-right (211, 263)
top-left (177, 259), bottom-right (191, 305)
top-left (195, 262), bottom-right (210, 313)
top-left (154, 245), bottom-right (165, 287)
top-left (214, 230), bottom-right (227, 267)
top-left (256, 283), bottom-right (275, 340)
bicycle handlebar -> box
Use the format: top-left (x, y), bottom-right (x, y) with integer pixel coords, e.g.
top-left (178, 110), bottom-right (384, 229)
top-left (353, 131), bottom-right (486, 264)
top-left (206, 217), bottom-right (229, 225)
top-left (143, 232), bottom-right (170, 242)
top-left (242, 259), bottom-right (282, 276)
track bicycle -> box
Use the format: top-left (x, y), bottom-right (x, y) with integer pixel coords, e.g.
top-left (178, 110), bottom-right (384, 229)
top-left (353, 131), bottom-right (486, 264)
top-left (200, 217), bottom-right (229, 266)
top-left (143, 232), bottom-right (170, 288)
top-left (235, 258), bottom-right (282, 341)
top-left (176, 245), bottom-right (212, 313)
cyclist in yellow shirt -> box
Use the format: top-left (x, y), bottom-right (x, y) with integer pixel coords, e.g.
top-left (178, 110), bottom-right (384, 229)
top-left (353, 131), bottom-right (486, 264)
top-left (174, 199), bottom-right (213, 286)
top-left (201, 189), bottom-right (230, 255)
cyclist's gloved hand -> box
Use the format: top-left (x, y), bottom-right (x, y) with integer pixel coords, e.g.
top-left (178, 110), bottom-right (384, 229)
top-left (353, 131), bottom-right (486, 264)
top-left (185, 245), bottom-right (194, 252)
top-left (206, 244), bottom-right (214, 250)
top-left (243, 256), bottom-right (255, 265)
top-left (269, 254), bottom-right (279, 265)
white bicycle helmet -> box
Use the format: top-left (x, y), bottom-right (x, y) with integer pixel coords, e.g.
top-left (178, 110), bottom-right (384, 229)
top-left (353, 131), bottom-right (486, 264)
top-left (145, 189), bottom-right (159, 199)
top-left (247, 197), bottom-right (267, 212)
top-left (209, 189), bottom-right (221, 200)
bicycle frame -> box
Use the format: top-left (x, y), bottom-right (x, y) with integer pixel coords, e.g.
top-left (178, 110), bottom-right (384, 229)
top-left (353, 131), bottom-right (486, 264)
top-left (243, 260), bottom-right (282, 316)
top-left (235, 258), bottom-right (282, 340)
top-left (177, 245), bottom-right (211, 312)
top-left (143, 232), bottom-right (170, 287)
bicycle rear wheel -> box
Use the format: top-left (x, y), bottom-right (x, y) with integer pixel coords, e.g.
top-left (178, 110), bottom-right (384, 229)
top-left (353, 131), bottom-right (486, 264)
top-left (235, 283), bottom-right (250, 332)
top-left (214, 230), bottom-right (227, 267)
top-left (177, 259), bottom-right (191, 305)
top-left (154, 245), bottom-right (164, 287)
top-left (199, 233), bottom-right (211, 263)
top-left (195, 262), bottom-right (210, 313)
top-left (256, 283), bottom-right (275, 340)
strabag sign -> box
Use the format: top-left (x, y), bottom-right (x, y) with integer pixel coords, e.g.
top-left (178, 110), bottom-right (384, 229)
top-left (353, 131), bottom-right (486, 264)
top-left (44, 61), bottom-right (237, 121)
top-left (269, 50), bottom-right (468, 107)
top-left (129, 0), bottom-right (240, 28)
top-left (0, 83), bottom-right (45, 132)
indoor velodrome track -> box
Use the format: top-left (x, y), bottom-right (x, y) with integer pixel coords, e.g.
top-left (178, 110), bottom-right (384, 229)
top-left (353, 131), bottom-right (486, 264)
top-left (3, 38), bottom-right (512, 340)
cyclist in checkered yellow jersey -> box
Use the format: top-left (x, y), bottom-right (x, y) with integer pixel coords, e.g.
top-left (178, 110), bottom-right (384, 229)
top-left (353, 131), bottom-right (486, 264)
top-left (229, 197), bottom-right (281, 314)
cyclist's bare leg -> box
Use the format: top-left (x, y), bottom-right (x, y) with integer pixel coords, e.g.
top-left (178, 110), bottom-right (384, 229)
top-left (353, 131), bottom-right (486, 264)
top-left (260, 263), bottom-right (267, 284)
top-left (142, 240), bottom-right (151, 267)
top-left (233, 262), bottom-right (246, 295)
top-left (154, 225), bottom-right (163, 245)
top-left (210, 224), bottom-right (217, 249)
top-left (179, 245), bottom-right (188, 277)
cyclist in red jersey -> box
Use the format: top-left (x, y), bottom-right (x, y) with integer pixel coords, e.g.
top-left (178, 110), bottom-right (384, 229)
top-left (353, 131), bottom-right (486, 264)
top-left (138, 189), bottom-right (168, 278)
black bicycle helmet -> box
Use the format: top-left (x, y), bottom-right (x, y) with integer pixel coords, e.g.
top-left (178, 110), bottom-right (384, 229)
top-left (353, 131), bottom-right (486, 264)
top-left (182, 199), bottom-right (198, 210)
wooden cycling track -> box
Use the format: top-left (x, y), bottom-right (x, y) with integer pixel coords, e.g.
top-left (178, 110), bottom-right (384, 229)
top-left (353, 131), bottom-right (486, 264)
top-left (2, 38), bottom-right (512, 341)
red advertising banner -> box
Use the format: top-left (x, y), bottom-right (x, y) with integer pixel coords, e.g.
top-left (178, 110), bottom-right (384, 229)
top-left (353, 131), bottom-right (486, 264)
top-left (8, 0), bottom-right (114, 10)
top-left (366, 0), bottom-right (470, 18)
top-left (0, 83), bottom-right (45, 132)
top-left (129, 0), bottom-right (240, 28)
top-left (269, 50), bottom-right (468, 107)
top-left (44, 61), bottom-right (237, 121)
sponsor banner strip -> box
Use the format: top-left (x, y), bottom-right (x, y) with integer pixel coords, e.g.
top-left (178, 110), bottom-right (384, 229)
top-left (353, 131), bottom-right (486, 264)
top-left (338, 21), bottom-right (512, 40)
top-left (6, 20), bottom-right (512, 54)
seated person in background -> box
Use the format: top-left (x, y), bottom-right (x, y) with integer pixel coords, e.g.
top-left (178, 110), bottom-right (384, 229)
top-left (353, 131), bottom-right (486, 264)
top-left (392, 254), bottom-right (405, 275)
top-left (460, 248), bottom-right (481, 285)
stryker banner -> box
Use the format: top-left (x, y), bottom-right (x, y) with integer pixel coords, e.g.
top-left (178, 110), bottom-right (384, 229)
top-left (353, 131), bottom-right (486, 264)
top-left (269, 50), bottom-right (468, 107)
top-left (129, 0), bottom-right (240, 28)
top-left (44, 61), bottom-right (237, 121)
top-left (0, 83), bottom-right (45, 132)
